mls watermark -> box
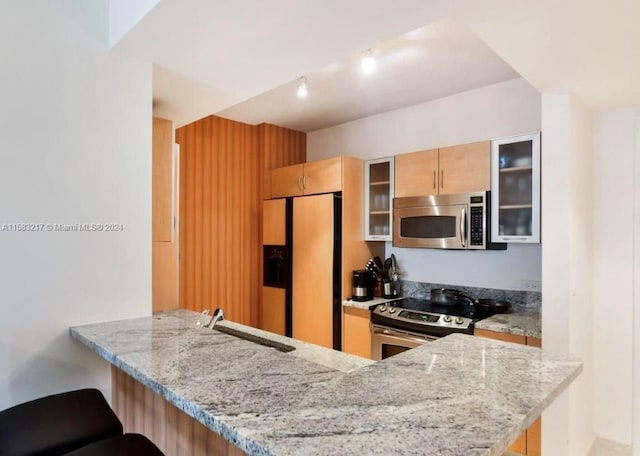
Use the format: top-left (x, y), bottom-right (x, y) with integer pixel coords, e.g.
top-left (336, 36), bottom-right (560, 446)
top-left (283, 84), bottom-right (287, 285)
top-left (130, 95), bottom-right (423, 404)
top-left (1, 223), bottom-right (124, 232)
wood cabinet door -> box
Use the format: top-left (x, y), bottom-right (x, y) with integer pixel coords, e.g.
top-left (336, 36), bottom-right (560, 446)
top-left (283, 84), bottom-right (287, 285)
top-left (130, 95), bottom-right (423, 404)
top-left (271, 163), bottom-right (304, 198)
top-left (292, 194), bottom-right (334, 348)
top-left (343, 307), bottom-right (372, 359)
top-left (438, 141), bottom-right (490, 194)
top-left (152, 117), bottom-right (175, 242)
top-left (302, 156), bottom-right (342, 195)
top-left (394, 149), bottom-right (439, 197)
top-left (263, 199), bottom-right (286, 245)
top-left (261, 287), bottom-right (286, 336)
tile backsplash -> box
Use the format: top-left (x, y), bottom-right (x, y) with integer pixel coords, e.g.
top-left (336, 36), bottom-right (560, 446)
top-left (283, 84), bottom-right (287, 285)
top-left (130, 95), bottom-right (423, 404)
top-left (399, 280), bottom-right (541, 315)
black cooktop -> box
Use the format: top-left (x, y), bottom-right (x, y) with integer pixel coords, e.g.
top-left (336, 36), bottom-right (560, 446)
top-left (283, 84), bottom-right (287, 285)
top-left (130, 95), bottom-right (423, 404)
top-left (386, 297), bottom-right (477, 319)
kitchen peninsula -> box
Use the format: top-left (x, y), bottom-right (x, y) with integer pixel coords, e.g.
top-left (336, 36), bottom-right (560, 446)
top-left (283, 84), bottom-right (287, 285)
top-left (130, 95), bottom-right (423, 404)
top-left (70, 310), bottom-right (581, 456)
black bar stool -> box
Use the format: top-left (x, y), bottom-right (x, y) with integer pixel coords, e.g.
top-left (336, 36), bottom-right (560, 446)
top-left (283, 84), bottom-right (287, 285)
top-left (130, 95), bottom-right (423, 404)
top-left (0, 389), bottom-right (123, 456)
top-left (63, 434), bottom-right (164, 456)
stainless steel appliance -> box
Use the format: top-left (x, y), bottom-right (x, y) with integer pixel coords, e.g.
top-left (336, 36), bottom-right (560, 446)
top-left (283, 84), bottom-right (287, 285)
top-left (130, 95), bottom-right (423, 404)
top-left (370, 297), bottom-right (477, 361)
top-left (392, 191), bottom-right (506, 250)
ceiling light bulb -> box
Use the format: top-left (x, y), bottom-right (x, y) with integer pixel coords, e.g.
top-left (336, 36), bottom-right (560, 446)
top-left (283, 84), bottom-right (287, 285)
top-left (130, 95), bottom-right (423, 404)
top-left (361, 49), bottom-right (375, 74)
top-left (297, 77), bottom-right (308, 98)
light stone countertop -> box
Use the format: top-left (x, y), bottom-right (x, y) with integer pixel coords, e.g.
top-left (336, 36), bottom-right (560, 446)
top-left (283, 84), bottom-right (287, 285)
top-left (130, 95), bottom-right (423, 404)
top-left (474, 313), bottom-right (542, 339)
top-left (70, 309), bottom-right (579, 456)
top-left (342, 296), bottom-right (402, 310)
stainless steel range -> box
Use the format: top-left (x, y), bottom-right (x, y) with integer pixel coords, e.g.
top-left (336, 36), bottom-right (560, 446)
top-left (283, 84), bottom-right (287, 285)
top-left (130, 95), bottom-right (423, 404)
top-left (371, 297), bottom-right (485, 361)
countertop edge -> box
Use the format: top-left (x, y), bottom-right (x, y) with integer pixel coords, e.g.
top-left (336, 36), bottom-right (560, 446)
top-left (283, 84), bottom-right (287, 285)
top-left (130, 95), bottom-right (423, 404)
top-left (69, 327), bottom-right (274, 456)
top-left (474, 313), bottom-right (542, 339)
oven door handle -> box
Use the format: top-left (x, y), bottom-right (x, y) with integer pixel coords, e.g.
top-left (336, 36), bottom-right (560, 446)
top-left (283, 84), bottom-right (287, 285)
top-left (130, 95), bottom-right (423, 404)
top-left (372, 326), bottom-right (437, 344)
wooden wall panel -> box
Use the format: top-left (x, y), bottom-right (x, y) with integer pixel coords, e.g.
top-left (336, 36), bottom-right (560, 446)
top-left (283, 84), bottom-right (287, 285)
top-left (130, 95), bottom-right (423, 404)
top-left (177, 118), bottom-right (305, 328)
top-left (177, 116), bottom-right (260, 326)
top-left (111, 366), bottom-right (246, 456)
top-left (258, 123), bottom-right (306, 170)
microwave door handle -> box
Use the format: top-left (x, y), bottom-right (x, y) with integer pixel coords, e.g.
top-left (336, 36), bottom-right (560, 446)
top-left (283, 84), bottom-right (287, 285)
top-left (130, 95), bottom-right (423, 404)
top-left (460, 207), bottom-right (467, 248)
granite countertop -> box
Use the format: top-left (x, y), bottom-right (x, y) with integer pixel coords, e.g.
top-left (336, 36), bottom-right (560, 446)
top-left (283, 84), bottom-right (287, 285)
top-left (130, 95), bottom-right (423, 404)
top-left (70, 309), bottom-right (579, 456)
top-left (342, 296), bottom-right (401, 310)
top-left (475, 313), bottom-right (542, 339)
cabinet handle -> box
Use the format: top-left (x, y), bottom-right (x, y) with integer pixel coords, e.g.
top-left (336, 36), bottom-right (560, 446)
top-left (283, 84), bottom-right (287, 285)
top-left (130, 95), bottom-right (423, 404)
top-left (433, 170), bottom-right (436, 190)
top-left (302, 174), bottom-right (307, 190)
top-left (440, 169), bottom-right (444, 189)
top-left (298, 175), bottom-right (303, 191)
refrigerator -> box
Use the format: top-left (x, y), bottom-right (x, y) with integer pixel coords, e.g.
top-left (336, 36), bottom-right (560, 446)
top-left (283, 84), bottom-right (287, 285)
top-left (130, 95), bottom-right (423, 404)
top-left (262, 193), bottom-right (342, 350)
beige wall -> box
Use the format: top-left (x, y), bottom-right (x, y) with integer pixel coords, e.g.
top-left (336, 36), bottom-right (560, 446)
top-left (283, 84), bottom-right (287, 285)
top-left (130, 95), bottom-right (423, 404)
top-left (592, 108), bottom-right (638, 447)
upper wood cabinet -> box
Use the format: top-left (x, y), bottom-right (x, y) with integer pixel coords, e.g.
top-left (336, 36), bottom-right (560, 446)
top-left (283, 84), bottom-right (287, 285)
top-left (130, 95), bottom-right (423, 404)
top-left (152, 117), bottom-right (176, 242)
top-left (439, 141), bottom-right (490, 194)
top-left (394, 141), bottom-right (490, 197)
top-left (394, 149), bottom-right (439, 197)
top-left (271, 164), bottom-right (304, 198)
top-left (269, 157), bottom-right (342, 198)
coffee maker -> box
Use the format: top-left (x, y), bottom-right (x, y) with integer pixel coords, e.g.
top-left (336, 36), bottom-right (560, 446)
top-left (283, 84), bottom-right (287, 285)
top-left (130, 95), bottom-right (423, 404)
top-left (352, 269), bottom-right (374, 301)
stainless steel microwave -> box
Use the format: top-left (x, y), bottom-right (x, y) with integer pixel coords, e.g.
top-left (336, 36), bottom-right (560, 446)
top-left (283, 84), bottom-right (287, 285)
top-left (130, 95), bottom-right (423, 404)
top-left (392, 191), bottom-right (506, 250)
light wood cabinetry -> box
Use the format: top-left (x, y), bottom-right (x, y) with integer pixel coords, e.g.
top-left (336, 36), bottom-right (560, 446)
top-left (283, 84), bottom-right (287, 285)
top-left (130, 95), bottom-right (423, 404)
top-left (439, 141), bottom-right (491, 194)
top-left (262, 287), bottom-right (286, 336)
top-left (394, 141), bottom-right (490, 197)
top-left (269, 157), bottom-right (342, 198)
top-left (475, 329), bottom-right (542, 456)
top-left (152, 117), bottom-right (176, 242)
top-left (292, 194), bottom-right (335, 348)
top-left (152, 117), bottom-right (179, 313)
top-left (342, 307), bottom-right (372, 359)
top-left (271, 163), bottom-right (304, 197)
top-left (261, 199), bottom-right (287, 336)
top-left (395, 149), bottom-right (439, 197)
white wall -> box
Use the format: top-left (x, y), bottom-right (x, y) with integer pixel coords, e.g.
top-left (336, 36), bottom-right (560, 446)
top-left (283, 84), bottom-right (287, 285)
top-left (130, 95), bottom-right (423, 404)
top-left (540, 92), bottom-right (594, 455)
top-left (307, 77), bottom-right (542, 290)
top-left (0, 2), bottom-right (152, 409)
top-left (592, 108), bottom-right (638, 447)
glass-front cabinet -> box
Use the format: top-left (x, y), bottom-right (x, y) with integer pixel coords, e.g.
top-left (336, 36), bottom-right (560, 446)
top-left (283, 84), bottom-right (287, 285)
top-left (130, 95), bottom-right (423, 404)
top-left (491, 132), bottom-right (541, 243)
top-left (364, 157), bottom-right (394, 241)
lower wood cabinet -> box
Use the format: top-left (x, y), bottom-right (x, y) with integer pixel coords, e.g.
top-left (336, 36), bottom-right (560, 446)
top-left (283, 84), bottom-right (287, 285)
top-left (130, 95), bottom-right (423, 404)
top-left (475, 329), bottom-right (542, 456)
top-left (342, 307), bottom-right (372, 359)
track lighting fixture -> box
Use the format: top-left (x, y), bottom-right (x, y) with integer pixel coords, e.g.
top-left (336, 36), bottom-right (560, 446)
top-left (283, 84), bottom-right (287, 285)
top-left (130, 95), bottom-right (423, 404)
top-left (296, 76), bottom-right (308, 98)
top-left (361, 49), bottom-right (375, 74)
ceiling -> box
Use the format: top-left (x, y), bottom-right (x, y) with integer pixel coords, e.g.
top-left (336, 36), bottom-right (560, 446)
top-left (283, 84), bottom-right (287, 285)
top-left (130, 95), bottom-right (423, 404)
top-left (217, 20), bottom-right (520, 132)
top-left (111, 0), bottom-right (640, 128)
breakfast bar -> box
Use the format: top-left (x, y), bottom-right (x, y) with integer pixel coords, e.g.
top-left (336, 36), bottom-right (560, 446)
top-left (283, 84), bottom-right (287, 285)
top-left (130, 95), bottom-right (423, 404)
top-left (70, 310), bottom-right (581, 456)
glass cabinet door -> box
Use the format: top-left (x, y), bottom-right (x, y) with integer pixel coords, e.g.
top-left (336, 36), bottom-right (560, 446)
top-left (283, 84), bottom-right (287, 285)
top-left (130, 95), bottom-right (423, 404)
top-left (364, 157), bottom-right (394, 241)
top-left (491, 133), bottom-right (541, 243)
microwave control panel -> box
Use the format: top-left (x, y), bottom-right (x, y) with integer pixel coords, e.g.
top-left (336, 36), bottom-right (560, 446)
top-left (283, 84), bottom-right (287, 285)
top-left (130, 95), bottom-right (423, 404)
top-left (469, 207), bottom-right (484, 246)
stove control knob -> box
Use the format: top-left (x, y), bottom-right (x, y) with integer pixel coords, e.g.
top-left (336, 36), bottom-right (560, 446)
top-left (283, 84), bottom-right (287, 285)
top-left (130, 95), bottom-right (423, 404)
top-left (379, 305), bottom-right (387, 312)
top-left (455, 317), bottom-right (464, 325)
top-left (443, 315), bottom-right (452, 323)
top-left (388, 307), bottom-right (396, 314)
